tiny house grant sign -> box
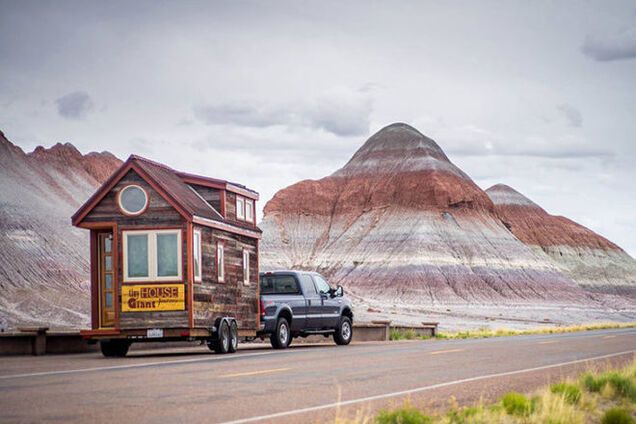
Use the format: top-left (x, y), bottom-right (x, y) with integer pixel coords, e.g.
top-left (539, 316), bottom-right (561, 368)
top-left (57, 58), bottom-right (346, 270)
top-left (122, 284), bottom-right (185, 312)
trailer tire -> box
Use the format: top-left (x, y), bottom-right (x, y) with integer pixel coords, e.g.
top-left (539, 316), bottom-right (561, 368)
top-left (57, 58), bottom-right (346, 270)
top-left (228, 320), bottom-right (239, 353)
top-left (270, 317), bottom-right (291, 349)
top-left (100, 340), bottom-right (130, 357)
top-left (214, 320), bottom-right (231, 354)
top-left (334, 316), bottom-right (352, 346)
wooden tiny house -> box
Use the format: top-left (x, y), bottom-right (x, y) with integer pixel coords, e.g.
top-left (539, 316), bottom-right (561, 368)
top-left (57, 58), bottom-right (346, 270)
top-left (72, 155), bottom-right (261, 356)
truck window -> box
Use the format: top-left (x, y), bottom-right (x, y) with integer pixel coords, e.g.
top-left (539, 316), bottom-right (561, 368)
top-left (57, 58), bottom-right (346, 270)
top-left (260, 275), bottom-right (300, 295)
top-left (299, 275), bottom-right (317, 295)
top-left (312, 275), bottom-right (331, 294)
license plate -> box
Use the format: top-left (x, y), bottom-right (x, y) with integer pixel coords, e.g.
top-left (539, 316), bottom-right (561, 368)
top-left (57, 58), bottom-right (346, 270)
top-left (147, 328), bottom-right (163, 338)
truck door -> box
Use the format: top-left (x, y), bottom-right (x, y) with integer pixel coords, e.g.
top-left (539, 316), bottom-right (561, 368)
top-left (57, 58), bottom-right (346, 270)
top-left (312, 274), bottom-right (341, 329)
top-left (299, 274), bottom-right (321, 330)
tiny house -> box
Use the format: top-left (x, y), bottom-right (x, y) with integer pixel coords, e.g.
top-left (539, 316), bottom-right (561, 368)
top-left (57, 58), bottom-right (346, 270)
top-left (72, 155), bottom-right (261, 356)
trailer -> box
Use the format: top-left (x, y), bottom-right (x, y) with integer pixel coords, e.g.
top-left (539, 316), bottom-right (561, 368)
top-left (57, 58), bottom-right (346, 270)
top-left (72, 155), bottom-right (262, 356)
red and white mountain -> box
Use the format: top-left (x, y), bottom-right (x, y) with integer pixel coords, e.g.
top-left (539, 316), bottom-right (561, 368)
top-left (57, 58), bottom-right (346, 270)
top-left (0, 130), bottom-right (121, 329)
top-left (486, 184), bottom-right (636, 297)
top-left (260, 123), bottom-right (635, 324)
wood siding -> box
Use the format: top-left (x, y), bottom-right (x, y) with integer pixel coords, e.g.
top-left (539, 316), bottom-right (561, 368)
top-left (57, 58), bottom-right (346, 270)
top-left (85, 169), bottom-right (189, 329)
top-left (190, 185), bottom-right (223, 214)
top-left (193, 224), bottom-right (259, 331)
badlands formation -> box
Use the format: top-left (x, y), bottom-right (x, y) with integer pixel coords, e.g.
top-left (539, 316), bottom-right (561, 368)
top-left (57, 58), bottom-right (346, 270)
top-left (0, 131), bottom-right (121, 329)
top-left (261, 123), bottom-right (636, 329)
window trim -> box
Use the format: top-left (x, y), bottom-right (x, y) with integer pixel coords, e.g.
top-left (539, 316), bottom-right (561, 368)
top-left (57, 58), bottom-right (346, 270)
top-left (245, 199), bottom-right (254, 223)
top-left (117, 184), bottom-right (149, 217)
top-left (122, 229), bottom-right (182, 283)
top-left (242, 249), bottom-right (250, 286)
top-left (216, 242), bottom-right (225, 283)
top-left (193, 229), bottom-right (202, 282)
top-left (236, 196), bottom-right (245, 220)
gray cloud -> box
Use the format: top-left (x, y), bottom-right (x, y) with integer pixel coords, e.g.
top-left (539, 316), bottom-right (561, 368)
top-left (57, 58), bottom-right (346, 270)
top-left (581, 28), bottom-right (636, 61)
top-left (193, 87), bottom-right (372, 137)
top-left (55, 91), bottom-right (94, 120)
top-left (557, 104), bottom-right (583, 128)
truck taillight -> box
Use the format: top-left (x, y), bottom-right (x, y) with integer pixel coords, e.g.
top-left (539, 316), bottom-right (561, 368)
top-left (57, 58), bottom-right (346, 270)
top-left (259, 299), bottom-right (265, 317)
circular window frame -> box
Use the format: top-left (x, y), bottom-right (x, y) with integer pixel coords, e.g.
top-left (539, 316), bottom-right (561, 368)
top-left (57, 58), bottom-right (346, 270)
top-left (117, 184), bottom-right (149, 217)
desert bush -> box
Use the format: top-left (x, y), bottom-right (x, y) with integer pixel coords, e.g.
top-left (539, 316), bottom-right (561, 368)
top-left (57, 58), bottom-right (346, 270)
top-left (501, 392), bottom-right (535, 416)
top-left (550, 382), bottom-right (582, 404)
top-left (600, 407), bottom-right (634, 424)
top-left (376, 406), bottom-right (432, 424)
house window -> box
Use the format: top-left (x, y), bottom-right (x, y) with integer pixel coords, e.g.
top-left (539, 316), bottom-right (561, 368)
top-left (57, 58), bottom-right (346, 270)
top-left (236, 196), bottom-right (245, 220)
top-left (119, 185), bottom-right (148, 216)
top-left (243, 249), bottom-right (250, 285)
top-left (217, 243), bottom-right (225, 283)
top-left (193, 229), bottom-right (202, 282)
top-left (123, 230), bottom-right (182, 282)
top-left (245, 200), bottom-right (254, 222)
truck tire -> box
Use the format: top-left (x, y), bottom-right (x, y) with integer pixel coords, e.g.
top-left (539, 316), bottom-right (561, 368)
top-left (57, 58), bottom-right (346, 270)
top-left (212, 320), bottom-right (231, 354)
top-left (334, 316), bottom-right (352, 345)
top-left (100, 340), bottom-right (130, 357)
top-left (228, 320), bottom-right (239, 353)
top-left (270, 317), bottom-right (291, 349)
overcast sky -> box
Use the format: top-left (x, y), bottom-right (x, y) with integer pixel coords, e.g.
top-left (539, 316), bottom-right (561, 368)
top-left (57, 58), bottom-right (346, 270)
top-left (1, 1), bottom-right (635, 255)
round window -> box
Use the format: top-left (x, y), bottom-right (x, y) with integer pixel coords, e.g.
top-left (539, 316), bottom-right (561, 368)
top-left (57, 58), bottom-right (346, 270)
top-left (119, 185), bottom-right (148, 216)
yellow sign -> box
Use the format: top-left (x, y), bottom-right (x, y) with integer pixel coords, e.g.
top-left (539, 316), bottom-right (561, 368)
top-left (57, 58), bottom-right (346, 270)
top-left (122, 284), bottom-right (185, 312)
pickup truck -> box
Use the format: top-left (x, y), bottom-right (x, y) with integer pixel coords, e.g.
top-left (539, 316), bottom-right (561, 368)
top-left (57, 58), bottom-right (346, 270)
top-left (258, 270), bottom-right (353, 349)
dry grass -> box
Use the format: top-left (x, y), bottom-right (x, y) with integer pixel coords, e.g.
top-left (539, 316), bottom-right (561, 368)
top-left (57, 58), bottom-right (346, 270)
top-left (435, 322), bottom-right (636, 340)
top-left (332, 357), bottom-right (636, 424)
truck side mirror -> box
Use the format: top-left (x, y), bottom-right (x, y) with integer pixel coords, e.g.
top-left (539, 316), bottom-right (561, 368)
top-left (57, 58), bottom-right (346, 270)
top-left (335, 285), bottom-right (344, 297)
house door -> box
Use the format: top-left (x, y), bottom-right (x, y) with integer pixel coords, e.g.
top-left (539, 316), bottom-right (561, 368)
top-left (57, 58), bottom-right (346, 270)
top-left (98, 232), bottom-right (115, 328)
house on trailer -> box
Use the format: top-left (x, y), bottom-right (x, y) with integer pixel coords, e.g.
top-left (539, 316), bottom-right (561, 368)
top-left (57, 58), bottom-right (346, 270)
top-left (71, 155), bottom-right (261, 354)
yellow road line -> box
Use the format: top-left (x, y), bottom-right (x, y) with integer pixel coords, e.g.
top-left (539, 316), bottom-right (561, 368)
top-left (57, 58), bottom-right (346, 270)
top-left (429, 349), bottom-right (464, 355)
top-left (538, 341), bottom-right (558, 345)
top-left (220, 367), bottom-right (291, 378)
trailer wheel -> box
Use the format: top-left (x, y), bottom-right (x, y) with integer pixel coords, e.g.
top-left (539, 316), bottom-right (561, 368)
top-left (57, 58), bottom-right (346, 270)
top-left (213, 320), bottom-right (231, 354)
top-left (270, 317), bottom-right (291, 349)
top-left (100, 340), bottom-right (130, 357)
top-left (228, 320), bottom-right (239, 353)
top-left (334, 316), bottom-right (352, 346)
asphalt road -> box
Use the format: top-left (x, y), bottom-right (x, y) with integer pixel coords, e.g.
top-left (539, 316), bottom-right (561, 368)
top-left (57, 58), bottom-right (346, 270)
top-left (1, 328), bottom-right (634, 423)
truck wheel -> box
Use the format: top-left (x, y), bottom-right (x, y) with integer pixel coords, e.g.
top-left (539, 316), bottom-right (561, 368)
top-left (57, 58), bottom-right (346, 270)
top-left (213, 320), bottom-right (231, 354)
top-left (228, 320), bottom-right (239, 353)
top-left (100, 340), bottom-right (130, 357)
top-left (334, 316), bottom-right (352, 345)
top-left (270, 317), bottom-right (291, 349)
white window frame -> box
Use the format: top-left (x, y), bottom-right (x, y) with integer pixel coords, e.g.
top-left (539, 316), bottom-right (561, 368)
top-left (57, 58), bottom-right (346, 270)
top-left (122, 229), bottom-right (182, 282)
top-left (236, 196), bottom-right (245, 220)
top-left (217, 243), bottom-right (225, 283)
top-left (242, 249), bottom-right (250, 285)
top-left (193, 229), bottom-right (202, 282)
top-left (118, 184), bottom-right (149, 216)
top-left (245, 199), bottom-right (254, 223)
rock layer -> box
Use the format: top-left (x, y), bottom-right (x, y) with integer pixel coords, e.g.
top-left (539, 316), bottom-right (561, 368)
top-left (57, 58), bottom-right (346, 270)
top-left (0, 131), bottom-right (121, 329)
top-left (261, 123), bottom-right (613, 307)
top-left (486, 184), bottom-right (636, 296)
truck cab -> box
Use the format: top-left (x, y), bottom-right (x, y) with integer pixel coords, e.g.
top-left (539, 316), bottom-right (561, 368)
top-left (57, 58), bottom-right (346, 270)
top-left (258, 271), bottom-right (353, 349)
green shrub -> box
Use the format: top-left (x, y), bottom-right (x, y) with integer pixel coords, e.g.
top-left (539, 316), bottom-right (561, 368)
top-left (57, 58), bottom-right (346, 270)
top-left (376, 406), bottom-right (432, 424)
top-left (550, 382), bottom-right (582, 404)
top-left (446, 406), bottom-right (481, 424)
top-left (601, 407), bottom-right (634, 424)
top-left (501, 392), bottom-right (535, 416)
top-left (583, 372), bottom-right (636, 401)
top-left (582, 373), bottom-right (606, 392)
top-left (605, 373), bottom-right (636, 402)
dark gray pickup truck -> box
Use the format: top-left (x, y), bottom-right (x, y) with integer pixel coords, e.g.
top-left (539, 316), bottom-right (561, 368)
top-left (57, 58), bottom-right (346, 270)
top-left (258, 270), bottom-right (353, 349)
